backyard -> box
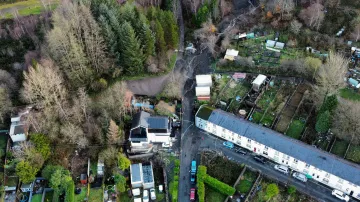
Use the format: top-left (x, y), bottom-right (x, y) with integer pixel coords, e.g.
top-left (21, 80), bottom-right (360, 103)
top-left (346, 145), bottom-right (360, 163)
top-left (205, 185), bottom-right (227, 202)
top-left (330, 139), bottom-right (349, 157)
top-left (236, 169), bottom-right (258, 195)
top-left (339, 88), bottom-right (360, 101)
top-left (88, 188), bottom-right (103, 202)
top-left (44, 190), bottom-right (54, 202)
top-left (75, 187), bottom-right (87, 202)
top-left (0, 0), bottom-right (58, 18)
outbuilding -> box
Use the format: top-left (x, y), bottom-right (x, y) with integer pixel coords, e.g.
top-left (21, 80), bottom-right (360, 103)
top-left (252, 74), bottom-right (267, 91)
top-left (196, 75), bottom-right (212, 87)
top-left (196, 87), bottom-right (210, 96)
top-left (224, 49), bottom-right (239, 61)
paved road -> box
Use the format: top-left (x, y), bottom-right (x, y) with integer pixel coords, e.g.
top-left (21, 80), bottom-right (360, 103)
top-left (196, 129), bottom-right (354, 202)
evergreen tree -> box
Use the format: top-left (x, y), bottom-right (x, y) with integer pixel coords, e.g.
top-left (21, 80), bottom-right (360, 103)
top-left (154, 19), bottom-right (166, 54)
top-left (316, 110), bottom-right (331, 133)
top-left (163, 11), bottom-right (179, 49)
top-left (139, 23), bottom-right (155, 57)
top-left (119, 21), bottom-right (144, 74)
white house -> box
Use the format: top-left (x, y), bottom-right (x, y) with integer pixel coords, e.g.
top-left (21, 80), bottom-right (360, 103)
top-left (130, 162), bottom-right (155, 189)
top-left (195, 106), bottom-right (360, 200)
top-left (129, 111), bottom-right (172, 153)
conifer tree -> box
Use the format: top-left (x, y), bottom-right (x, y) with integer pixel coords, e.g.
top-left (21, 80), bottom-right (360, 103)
top-left (163, 11), bottom-right (179, 49)
top-left (119, 21), bottom-right (144, 74)
top-left (154, 19), bottom-right (166, 54)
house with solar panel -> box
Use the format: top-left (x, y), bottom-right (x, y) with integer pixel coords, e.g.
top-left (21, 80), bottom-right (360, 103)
top-left (129, 111), bottom-right (173, 153)
top-left (195, 105), bottom-right (360, 200)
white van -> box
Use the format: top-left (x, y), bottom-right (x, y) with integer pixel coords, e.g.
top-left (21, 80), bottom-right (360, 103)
top-left (292, 172), bottom-right (308, 182)
top-left (274, 165), bottom-right (289, 174)
top-left (132, 188), bottom-right (141, 196)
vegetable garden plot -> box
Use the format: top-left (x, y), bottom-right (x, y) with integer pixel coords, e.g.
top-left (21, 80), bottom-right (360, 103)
top-left (286, 97), bottom-right (313, 139)
top-left (346, 145), bottom-right (360, 163)
top-left (330, 139), bottom-right (349, 157)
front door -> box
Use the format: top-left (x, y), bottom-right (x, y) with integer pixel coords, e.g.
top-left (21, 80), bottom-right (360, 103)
top-left (254, 147), bottom-right (256, 152)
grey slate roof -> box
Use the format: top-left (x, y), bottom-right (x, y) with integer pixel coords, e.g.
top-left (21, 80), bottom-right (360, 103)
top-left (131, 111), bottom-right (169, 129)
top-left (14, 125), bottom-right (25, 135)
top-left (131, 164), bottom-right (142, 183)
top-left (198, 106), bottom-right (360, 185)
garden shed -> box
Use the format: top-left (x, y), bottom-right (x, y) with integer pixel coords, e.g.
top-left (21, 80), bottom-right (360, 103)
top-left (196, 75), bottom-right (212, 87)
top-left (224, 49), bottom-right (239, 61)
top-left (252, 74), bottom-right (267, 91)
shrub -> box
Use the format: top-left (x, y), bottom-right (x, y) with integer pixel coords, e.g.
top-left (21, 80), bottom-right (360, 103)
top-left (172, 181), bottom-right (178, 202)
top-left (288, 185), bottom-right (296, 195)
top-left (265, 183), bottom-right (279, 200)
top-left (204, 175), bottom-right (235, 196)
top-left (174, 159), bottom-right (180, 167)
top-left (30, 133), bottom-right (51, 160)
top-left (319, 95), bottom-right (338, 114)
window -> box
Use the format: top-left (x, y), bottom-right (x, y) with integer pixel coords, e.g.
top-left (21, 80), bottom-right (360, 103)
top-left (338, 179), bottom-right (344, 184)
top-left (263, 151), bottom-right (268, 155)
top-left (247, 139), bottom-right (252, 143)
top-left (264, 146), bottom-right (268, 151)
top-left (293, 159), bottom-right (298, 164)
top-left (325, 173), bottom-right (330, 178)
top-left (323, 178), bottom-right (329, 183)
top-left (305, 164), bottom-right (310, 168)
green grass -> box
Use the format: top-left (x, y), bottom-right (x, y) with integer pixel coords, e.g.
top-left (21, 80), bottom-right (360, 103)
top-left (31, 194), bottom-right (42, 202)
top-left (257, 87), bottom-right (278, 109)
top-left (0, 135), bottom-right (7, 149)
top-left (346, 145), bottom-right (360, 163)
top-left (261, 113), bottom-right (275, 127)
top-left (0, 0), bottom-right (58, 18)
top-left (251, 111), bottom-right (263, 123)
top-left (75, 187), bottom-right (87, 202)
top-left (205, 185), bottom-right (227, 202)
top-left (331, 140), bottom-right (348, 157)
top-left (88, 188), bottom-right (103, 202)
top-left (44, 191), bottom-right (54, 202)
top-left (339, 88), bottom-right (360, 102)
top-left (118, 193), bottom-right (131, 202)
top-left (236, 180), bottom-right (253, 193)
top-left (286, 120), bottom-right (305, 139)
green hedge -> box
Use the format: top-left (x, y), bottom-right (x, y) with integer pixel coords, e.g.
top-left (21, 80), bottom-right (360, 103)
top-left (171, 159), bottom-right (180, 202)
top-left (65, 180), bottom-right (75, 202)
top-left (204, 175), bottom-right (235, 196)
top-left (197, 182), bottom-right (205, 202)
top-left (197, 165), bottom-right (207, 202)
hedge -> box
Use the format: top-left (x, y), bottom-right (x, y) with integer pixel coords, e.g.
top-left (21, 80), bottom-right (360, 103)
top-left (204, 175), bottom-right (235, 196)
top-left (197, 181), bottom-right (205, 202)
top-left (197, 166), bottom-right (207, 182)
top-left (172, 181), bottom-right (179, 202)
top-left (65, 180), bottom-right (75, 202)
top-left (171, 159), bottom-right (180, 202)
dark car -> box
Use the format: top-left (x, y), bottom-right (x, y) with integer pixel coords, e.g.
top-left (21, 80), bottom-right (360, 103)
top-left (235, 148), bottom-right (248, 155)
top-left (190, 172), bottom-right (196, 184)
top-left (253, 155), bottom-right (267, 164)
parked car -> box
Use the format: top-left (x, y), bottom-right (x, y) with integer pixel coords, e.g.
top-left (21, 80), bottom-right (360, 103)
top-left (235, 148), bottom-right (248, 155)
top-left (274, 165), bottom-right (289, 174)
top-left (332, 189), bottom-right (350, 202)
top-left (223, 141), bottom-right (234, 149)
top-left (143, 190), bottom-right (149, 202)
top-left (132, 188), bottom-right (141, 196)
top-left (190, 188), bottom-right (196, 201)
top-left (253, 155), bottom-right (267, 164)
top-left (190, 172), bottom-right (196, 184)
top-left (292, 172), bottom-right (308, 182)
top-left (150, 188), bottom-right (156, 200)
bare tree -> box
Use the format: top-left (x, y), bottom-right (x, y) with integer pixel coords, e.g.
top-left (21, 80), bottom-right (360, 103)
top-left (194, 19), bottom-right (219, 56)
top-left (275, 0), bottom-right (295, 19)
top-left (21, 59), bottom-right (69, 120)
top-left (332, 98), bottom-right (360, 144)
top-left (299, 2), bottom-right (325, 30)
top-left (290, 19), bottom-right (303, 35)
top-left (107, 119), bottom-right (120, 145)
top-left (350, 24), bottom-right (360, 42)
top-left (60, 122), bottom-right (86, 147)
top-left (324, 0), bottom-right (340, 8)
top-left (162, 71), bottom-right (185, 99)
top-left (313, 52), bottom-right (348, 102)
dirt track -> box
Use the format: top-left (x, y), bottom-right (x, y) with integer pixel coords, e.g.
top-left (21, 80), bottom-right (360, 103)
top-left (126, 74), bottom-right (170, 96)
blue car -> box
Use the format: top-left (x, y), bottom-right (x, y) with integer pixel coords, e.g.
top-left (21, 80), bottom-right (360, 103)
top-left (223, 141), bottom-right (234, 149)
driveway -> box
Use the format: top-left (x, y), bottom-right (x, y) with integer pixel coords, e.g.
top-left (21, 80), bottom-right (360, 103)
top-left (195, 129), bottom-right (355, 202)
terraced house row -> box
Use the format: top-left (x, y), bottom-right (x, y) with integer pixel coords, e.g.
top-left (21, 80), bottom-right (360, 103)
top-left (195, 105), bottom-right (360, 200)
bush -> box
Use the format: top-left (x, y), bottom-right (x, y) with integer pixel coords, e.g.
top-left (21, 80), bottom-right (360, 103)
top-left (172, 181), bottom-right (178, 202)
top-left (197, 182), bottom-right (205, 202)
top-left (319, 95), bottom-right (338, 114)
top-left (265, 183), bottom-right (279, 200)
top-left (316, 110), bottom-right (331, 133)
top-left (174, 159), bottom-right (180, 167)
top-left (287, 185), bottom-right (296, 195)
top-left (30, 133), bottom-right (51, 160)
top-left (204, 175), bottom-right (235, 196)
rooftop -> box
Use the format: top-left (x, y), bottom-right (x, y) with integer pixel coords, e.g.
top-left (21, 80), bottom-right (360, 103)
top-left (130, 164), bottom-right (142, 183)
top-left (142, 162), bottom-right (154, 184)
top-left (196, 106), bottom-right (360, 185)
top-left (131, 111), bottom-right (169, 130)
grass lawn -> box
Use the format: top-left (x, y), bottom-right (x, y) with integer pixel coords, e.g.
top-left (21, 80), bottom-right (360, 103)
top-left (236, 179), bottom-right (253, 194)
top-left (220, 80), bottom-right (251, 102)
top-left (31, 194), bottom-right (42, 202)
top-left (75, 187), bottom-right (87, 202)
top-left (88, 188), bottom-right (103, 202)
top-left (205, 185), bottom-right (227, 202)
top-left (44, 191), bottom-right (54, 202)
top-left (118, 193), bottom-right (131, 202)
top-left (0, 0), bottom-right (58, 18)
top-left (251, 111), bottom-right (263, 124)
top-left (331, 140), bottom-right (348, 157)
top-left (260, 112), bottom-right (275, 127)
top-left (257, 87), bottom-right (278, 110)
top-left (286, 120), bottom-right (305, 139)
top-left (346, 145), bottom-right (360, 163)
top-left (339, 88), bottom-right (360, 102)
